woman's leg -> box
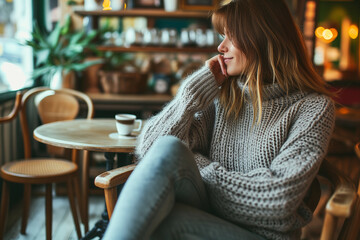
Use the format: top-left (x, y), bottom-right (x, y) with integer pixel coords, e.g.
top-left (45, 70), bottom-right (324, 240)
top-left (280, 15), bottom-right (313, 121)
top-left (152, 203), bottom-right (265, 240)
top-left (103, 135), bottom-right (209, 240)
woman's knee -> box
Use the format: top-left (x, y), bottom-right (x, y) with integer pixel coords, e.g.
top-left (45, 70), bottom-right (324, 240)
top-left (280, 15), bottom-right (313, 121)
top-left (151, 135), bottom-right (189, 155)
top-left (141, 135), bottom-right (194, 169)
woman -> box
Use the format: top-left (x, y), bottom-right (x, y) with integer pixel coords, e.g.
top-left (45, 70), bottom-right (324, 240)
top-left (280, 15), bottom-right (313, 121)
top-left (103, 0), bottom-right (335, 239)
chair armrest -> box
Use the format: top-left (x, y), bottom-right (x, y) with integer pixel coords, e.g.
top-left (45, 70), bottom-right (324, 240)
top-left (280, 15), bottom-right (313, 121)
top-left (318, 160), bottom-right (356, 217)
top-left (94, 164), bottom-right (136, 219)
top-left (0, 91), bottom-right (22, 123)
top-left (319, 160), bottom-right (356, 240)
top-left (326, 182), bottom-right (356, 217)
top-left (94, 164), bottom-right (136, 189)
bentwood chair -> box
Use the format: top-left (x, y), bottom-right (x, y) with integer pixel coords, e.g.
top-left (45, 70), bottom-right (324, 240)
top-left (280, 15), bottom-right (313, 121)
top-left (94, 158), bottom-right (359, 239)
top-left (0, 87), bottom-right (94, 240)
top-left (32, 87), bottom-right (94, 233)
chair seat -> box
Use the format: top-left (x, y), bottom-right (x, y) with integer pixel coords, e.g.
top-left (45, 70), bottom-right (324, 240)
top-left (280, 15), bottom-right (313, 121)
top-left (1, 159), bottom-right (77, 184)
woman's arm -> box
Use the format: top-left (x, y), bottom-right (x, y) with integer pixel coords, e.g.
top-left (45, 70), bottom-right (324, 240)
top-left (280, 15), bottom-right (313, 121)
top-left (136, 67), bottom-right (218, 159)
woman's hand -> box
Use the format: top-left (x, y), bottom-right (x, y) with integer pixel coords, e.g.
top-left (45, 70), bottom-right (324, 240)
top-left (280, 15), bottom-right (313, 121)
top-left (205, 55), bottom-right (228, 86)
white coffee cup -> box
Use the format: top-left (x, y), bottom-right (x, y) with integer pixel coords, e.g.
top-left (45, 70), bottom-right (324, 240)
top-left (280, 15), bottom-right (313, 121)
top-left (115, 114), bottom-right (142, 136)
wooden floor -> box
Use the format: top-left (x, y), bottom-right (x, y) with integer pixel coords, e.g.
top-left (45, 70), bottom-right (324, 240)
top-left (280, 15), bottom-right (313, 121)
top-left (3, 193), bottom-right (104, 240)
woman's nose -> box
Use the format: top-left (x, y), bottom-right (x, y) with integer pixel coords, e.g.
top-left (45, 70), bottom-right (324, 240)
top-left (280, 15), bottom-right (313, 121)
top-left (217, 40), bottom-right (227, 53)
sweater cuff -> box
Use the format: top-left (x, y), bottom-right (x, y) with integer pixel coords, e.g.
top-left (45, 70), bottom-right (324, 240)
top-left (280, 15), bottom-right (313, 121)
top-left (199, 162), bottom-right (219, 185)
top-left (194, 152), bottom-right (212, 170)
top-left (177, 66), bottom-right (219, 111)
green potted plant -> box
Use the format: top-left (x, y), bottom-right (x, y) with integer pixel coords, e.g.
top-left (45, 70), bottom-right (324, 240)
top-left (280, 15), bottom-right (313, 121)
top-left (24, 15), bottom-right (103, 89)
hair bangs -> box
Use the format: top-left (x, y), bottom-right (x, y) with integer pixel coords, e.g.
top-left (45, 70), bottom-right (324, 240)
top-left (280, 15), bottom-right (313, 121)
top-left (211, 11), bottom-right (226, 36)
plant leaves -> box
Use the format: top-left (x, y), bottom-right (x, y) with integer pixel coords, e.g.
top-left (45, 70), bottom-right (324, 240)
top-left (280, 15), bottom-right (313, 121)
top-left (61, 15), bottom-right (71, 35)
top-left (26, 14), bottom-right (105, 79)
top-left (35, 49), bottom-right (51, 66)
top-left (68, 59), bottom-right (104, 71)
top-left (47, 22), bottom-right (62, 48)
top-left (69, 31), bottom-right (85, 45)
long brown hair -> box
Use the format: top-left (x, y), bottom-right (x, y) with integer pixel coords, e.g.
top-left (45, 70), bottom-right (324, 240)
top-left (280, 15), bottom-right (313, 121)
top-left (212, 0), bottom-right (334, 121)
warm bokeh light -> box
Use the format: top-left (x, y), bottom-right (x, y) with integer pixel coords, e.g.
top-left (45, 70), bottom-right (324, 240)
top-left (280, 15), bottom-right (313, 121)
top-left (322, 29), bottom-right (333, 40)
top-left (315, 26), bottom-right (325, 38)
top-left (103, 0), bottom-right (112, 10)
top-left (338, 107), bottom-right (350, 115)
top-left (329, 28), bottom-right (338, 39)
top-left (315, 26), bottom-right (338, 43)
top-left (349, 24), bottom-right (358, 39)
top-left (306, 1), bottom-right (316, 10)
top-left (102, 0), bottom-right (127, 10)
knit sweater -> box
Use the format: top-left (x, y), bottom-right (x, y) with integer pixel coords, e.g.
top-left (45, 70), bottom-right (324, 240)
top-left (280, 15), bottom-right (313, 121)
top-left (135, 66), bottom-right (335, 240)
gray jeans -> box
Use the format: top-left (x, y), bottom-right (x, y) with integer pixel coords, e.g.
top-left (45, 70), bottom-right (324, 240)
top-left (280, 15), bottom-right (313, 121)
top-left (103, 136), bottom-right (264, 240)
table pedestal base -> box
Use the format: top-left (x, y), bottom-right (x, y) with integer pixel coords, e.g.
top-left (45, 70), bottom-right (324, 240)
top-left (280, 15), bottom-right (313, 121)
top-left (81, 152), bottom-right (133, 240)
top-left (81, 212), bottom-right (109, 239)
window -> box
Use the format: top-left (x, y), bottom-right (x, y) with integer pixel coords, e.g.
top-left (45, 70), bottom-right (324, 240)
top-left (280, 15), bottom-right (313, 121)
top-left (0, 0), bottom-right (34, 94)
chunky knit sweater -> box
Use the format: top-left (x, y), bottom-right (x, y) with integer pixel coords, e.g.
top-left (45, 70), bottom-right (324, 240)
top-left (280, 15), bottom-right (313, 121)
top-left (135, 66), bottom-right (335, 240)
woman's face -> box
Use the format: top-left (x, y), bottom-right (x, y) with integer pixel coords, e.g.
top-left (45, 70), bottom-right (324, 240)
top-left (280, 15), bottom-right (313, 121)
top-left (217, 33), bottom-right (247, 76)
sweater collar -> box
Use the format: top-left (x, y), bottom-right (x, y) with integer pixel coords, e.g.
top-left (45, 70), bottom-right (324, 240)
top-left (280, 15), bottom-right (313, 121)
top-left (236, 79), bottom-right (297, 101)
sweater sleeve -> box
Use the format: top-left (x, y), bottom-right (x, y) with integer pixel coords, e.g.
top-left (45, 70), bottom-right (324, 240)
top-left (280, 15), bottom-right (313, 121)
top-left (135, 66), bottom-right (218, 160)
top-left (201, 96), bottom-right (335, 232)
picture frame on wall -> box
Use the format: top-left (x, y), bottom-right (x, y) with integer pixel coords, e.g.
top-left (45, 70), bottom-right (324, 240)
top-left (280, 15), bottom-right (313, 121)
top-left (132, 0), bottom-right (163, 8)
top-left (180, 0), bottom-right (220, 11)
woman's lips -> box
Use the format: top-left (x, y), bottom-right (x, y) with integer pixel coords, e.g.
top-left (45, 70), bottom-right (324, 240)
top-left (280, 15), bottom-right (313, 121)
top-left (224, 57), bottom-right (232, 63)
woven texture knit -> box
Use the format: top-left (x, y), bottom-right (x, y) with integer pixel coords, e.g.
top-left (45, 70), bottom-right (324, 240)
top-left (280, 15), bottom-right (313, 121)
top-left (136, 67), bottom-right (335, 240)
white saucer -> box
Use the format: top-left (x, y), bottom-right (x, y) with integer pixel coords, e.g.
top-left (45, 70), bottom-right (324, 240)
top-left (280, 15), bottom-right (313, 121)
top-left (109, 132), bottom-right (137, 140)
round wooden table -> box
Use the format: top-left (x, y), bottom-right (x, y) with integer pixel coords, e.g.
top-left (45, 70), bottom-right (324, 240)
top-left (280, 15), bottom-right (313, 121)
top-left (34, 118), bottom-right (138, 153)
top-left (34, 118), bottom-right (141, 240)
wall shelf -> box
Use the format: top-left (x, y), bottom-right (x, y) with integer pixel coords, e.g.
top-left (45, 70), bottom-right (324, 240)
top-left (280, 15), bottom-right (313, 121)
top-left (96, 45), bottom-right (217, 53)
top-left (74, 9), bottom-right (211, 19)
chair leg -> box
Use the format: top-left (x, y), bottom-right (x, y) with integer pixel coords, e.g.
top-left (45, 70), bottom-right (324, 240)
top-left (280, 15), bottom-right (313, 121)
top-left (73, 174), bottom-right (83, 229)
top-left (45, 184), bottom-right (52, 240)
top-left (73, 148), bottom-right (89, 232)
top-left (82, 150), bottom-right (89, 232)
top-left (67, 178), bottom-right (82, 239)
top-left (21, 184), bottom-right (31, 234)
top-left (0, 181), bottom-right (9, 240)
top-left (321, 213), bottom-right (338, 240)
top-left (104, 188), bottom-right (118, 220)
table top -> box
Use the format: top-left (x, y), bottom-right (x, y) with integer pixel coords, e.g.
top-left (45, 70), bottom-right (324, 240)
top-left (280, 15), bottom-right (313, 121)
top-left (34, 119), bottom-right (141, 153)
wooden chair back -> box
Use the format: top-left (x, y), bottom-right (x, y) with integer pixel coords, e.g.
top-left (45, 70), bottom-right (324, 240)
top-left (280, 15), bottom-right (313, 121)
top-left (36, 93), bottom-right (79, 124)
top-left (20, 87), bottom-right (94, 159)
top-left (35, 92), bottom-right (80, 156)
